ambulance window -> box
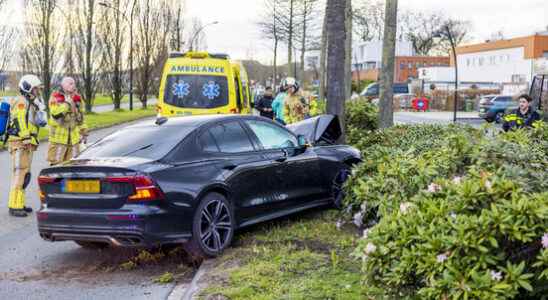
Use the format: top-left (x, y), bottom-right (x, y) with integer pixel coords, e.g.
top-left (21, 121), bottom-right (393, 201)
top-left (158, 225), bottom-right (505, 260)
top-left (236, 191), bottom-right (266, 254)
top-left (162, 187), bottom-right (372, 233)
top-left (242, 82), bottom-right (249, 107)
top-left (164, 75), bottom-right (229, 109)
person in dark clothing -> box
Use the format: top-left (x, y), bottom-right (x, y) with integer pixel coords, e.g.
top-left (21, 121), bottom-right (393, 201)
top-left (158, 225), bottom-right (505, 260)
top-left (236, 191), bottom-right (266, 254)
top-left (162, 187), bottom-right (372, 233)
top-left (255, 87), bottom-right (275, 119)
top-left (502, 94), bottom-right (542, 132)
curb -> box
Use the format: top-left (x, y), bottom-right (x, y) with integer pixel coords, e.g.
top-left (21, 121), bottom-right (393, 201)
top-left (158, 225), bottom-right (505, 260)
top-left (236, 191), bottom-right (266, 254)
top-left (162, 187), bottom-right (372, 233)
top-left (182, 259), bottom-right (217, 300)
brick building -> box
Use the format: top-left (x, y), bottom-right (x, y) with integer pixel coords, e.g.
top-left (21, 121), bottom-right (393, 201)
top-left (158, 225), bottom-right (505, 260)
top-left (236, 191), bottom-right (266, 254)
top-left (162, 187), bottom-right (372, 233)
top-left (352, 56), bottom-right (450, 83)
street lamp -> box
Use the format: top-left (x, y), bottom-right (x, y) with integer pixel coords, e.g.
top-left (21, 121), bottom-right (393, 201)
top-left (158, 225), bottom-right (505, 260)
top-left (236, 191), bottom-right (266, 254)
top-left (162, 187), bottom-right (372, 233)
top-left (434, 23), bottom-right (458, 123)
top-left (99, 0), bottom-right (137, 111)
top-left (189, 21), bottom-right (219, 51)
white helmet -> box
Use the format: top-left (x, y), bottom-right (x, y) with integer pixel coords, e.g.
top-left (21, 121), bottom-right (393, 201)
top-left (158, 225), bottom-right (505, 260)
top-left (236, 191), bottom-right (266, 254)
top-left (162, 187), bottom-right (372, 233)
top-left (19, 74), bottom-right (43, 95)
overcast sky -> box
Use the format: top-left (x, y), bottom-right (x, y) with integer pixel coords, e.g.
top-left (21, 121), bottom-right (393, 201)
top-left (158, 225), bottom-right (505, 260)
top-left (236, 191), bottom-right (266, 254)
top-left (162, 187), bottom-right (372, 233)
top-left (2, 0), bottom-right (547, 64)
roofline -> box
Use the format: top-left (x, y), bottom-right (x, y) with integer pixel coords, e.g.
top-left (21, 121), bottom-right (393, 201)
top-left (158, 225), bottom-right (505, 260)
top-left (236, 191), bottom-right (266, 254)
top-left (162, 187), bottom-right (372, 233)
top-left (455, 34), bottom-right (548, 59)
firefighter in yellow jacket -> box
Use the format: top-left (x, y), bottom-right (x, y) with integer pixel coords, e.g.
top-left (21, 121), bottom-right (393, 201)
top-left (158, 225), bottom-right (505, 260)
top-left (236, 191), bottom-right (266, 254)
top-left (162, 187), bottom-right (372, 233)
top-left (282, 78), bottom-right (309, 124)
top-left (47, 77), bottom-right (88, 166)
top-left (7, 75), bottom-right (47, 217)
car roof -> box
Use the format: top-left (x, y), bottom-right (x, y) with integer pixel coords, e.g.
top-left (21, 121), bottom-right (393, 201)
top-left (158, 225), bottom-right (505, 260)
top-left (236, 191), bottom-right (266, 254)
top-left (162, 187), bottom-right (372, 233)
top-left (127, 114), bottom-right (261, 129)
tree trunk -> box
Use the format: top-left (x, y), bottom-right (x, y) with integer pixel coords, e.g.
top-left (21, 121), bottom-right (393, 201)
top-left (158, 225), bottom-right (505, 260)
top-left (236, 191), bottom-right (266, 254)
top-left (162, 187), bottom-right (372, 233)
top-left (84, 0), bottom-right (94, 113)
top-left (326, 0), bottom-right (346, 141)
top-left (378, 0), bottom-right (398, 128)
top-left (344, 0), bottom-right (352, 100)
top-left (318, 3), bottom-right (328, 102)
top-left (300, 1), bottom-right (307, 82)
top-left (273, 38), bottom-right (278, 88)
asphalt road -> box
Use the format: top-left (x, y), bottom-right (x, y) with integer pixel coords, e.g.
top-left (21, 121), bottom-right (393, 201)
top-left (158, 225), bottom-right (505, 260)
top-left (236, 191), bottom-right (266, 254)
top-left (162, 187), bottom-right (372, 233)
top-left (0, 119), bottom-right (193, 300)
top-left (394, 111), bottom-right (487, 126)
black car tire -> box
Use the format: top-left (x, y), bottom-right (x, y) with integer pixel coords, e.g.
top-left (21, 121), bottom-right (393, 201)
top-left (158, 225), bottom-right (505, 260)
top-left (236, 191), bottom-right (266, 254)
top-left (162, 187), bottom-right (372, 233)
top-left (332, 168), bottom-right (351, 209)
top-left (186, 192), bottom-right (235, 260)
top-left (74, 241), bottom-right (109, 249)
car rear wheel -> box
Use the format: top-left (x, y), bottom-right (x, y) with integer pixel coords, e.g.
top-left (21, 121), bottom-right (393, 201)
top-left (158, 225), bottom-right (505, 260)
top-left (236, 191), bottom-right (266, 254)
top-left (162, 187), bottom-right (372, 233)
top-left (332, 168), bottom-right (351, 209)
top-left (186, 193), bottom-right (235, 260)
top-left (74, 241), bottom-right (109, 249)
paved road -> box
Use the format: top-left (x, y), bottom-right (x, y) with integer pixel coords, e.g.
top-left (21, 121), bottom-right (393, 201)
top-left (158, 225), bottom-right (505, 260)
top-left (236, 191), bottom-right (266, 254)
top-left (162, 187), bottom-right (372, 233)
top-left (394, 111), bottom-right (488, 127)
top-left (0, 118), bottom-right (192, 300)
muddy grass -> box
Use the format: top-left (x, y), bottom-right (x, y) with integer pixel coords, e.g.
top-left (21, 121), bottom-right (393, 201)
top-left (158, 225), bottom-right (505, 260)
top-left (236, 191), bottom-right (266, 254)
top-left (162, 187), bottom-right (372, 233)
top-left (196, 209), bottom-right (365, 300)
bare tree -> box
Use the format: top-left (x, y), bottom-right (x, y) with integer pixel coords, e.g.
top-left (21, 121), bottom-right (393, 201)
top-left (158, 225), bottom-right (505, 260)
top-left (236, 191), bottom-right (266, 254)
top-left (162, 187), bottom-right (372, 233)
top-left (257, 0), bottom-right (285, 87)
top-left (70, 0), bottom-right (103, 112)
top-left (0, 25), bottom-right (17, 77)
top-left (404, 12), bottom-right (445, 55)
top-left (21, 0), bottom-right (60, 107)
top-left (378, 0), bottom-right (398, 128)
top-left (169, 0), bottom-right (186, 51)
top-left (325, 0), bottom-right (346, 139)
top-left (353, 0), bottom-right (385, 42)
top-left (435, 19), bottom-right (471, 55)
top-left (187, 18), bottom-right (207, 51)
top-left (97, 0), bottom-right (128, 109)
top-left (296, 0), bottom-right (320, 82)
top-left (134, 0), bottom-right (167, 108)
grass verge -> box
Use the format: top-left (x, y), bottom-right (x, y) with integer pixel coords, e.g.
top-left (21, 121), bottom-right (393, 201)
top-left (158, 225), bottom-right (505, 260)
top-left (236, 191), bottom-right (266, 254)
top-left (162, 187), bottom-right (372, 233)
top-left (200, 210), bottom-right (364, 300)
top-left (34, 107), bottom-right (156, 141)
top-left (93, 94), bottom-right (129, 106)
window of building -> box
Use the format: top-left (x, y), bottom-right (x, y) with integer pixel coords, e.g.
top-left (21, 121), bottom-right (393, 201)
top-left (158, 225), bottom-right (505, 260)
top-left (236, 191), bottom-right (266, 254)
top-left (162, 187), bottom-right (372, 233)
top-left (544, 51), bottom-right (548, 58)
top-left (478, 57), bottom-right (484, 66)
top-left (408, 63), bottom-right (412, 69)
top-left (400, 62), bottom-right (405, 70)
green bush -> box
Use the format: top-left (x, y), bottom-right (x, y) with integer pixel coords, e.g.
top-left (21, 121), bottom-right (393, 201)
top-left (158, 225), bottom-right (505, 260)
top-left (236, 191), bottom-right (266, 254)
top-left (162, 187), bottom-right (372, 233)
top-left (344, 124), bottom-right (548, 299)
top-left (345, 100), bottom-right (378, 145)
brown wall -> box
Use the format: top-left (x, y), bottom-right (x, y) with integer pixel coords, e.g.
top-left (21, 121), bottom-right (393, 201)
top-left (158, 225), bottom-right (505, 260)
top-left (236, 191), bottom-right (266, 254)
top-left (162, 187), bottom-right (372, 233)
top-left (394, 56), bottom-right (450, 82)
top-left (352, 69), bottom-right (379, 82)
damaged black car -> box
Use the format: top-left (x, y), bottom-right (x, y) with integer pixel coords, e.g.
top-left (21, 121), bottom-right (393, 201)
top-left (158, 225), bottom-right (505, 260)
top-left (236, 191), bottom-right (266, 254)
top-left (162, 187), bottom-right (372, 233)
top-left (37, 114), bottom-right (361, 257)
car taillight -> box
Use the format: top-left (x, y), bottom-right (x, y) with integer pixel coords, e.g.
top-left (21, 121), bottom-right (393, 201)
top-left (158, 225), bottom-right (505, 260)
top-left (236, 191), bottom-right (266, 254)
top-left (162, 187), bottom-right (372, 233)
top-left (38, 176), bottom-right (56, 203)
top-left (105, 175), bottom-right (165, 202)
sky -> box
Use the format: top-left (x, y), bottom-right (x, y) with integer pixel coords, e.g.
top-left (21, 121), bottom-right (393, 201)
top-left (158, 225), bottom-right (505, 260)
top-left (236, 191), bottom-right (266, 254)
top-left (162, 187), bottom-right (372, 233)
top-left (1, 0), bottom-right (547, 64)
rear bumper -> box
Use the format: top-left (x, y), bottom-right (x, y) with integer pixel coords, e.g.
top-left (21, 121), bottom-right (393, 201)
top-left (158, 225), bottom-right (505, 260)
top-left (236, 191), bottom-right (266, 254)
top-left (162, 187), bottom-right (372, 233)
top-left (37, 206), bottom-right (192, 247)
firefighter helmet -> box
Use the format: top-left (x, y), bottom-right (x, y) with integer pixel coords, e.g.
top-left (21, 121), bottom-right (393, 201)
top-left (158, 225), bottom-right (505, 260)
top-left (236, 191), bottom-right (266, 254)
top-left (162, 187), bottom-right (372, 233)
top-left (19, 75), bottom-right (43, 96)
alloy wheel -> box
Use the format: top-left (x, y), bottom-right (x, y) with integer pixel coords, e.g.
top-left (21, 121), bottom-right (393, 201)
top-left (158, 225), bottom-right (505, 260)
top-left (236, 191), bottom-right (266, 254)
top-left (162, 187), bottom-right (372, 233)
top-left (199, 199), bottom-right (232, 253)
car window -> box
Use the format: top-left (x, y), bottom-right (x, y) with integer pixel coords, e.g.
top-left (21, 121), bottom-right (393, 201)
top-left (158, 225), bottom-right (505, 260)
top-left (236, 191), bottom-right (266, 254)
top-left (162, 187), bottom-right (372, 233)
top-left (199, 130), bottom-right (219, 152)
top-left (207, 122), bottom-right (255, 153)
top-left (246, 120), bottom-right (298, 150)
top-left (79, 125), bottom-right (194, 160)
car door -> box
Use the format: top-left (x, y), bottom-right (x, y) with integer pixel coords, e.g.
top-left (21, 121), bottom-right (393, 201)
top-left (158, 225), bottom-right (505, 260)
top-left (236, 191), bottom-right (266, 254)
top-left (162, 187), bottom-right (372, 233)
top-left (243, 119), bottom-right (322, 210)
top-left (204, 121), bottom-right (283, 221)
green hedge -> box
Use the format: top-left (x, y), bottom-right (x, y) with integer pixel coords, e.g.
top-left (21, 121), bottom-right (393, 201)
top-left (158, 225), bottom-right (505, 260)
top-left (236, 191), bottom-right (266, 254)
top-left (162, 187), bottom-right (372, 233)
top-left (344, 123), bottom-right (548, 299)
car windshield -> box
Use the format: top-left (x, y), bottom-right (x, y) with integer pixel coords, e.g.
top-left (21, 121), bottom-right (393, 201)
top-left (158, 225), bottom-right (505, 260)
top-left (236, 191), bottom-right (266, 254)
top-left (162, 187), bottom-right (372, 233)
top-left (164, 75), bottom-right (229, 109)
top-left (79, 125), bottom-right (194, 160)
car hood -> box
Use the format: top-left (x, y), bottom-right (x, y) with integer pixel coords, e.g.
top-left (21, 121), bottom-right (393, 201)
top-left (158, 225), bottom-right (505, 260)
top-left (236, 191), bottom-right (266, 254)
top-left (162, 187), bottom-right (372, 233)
top-left (287, 114), bottom-right (342, 145)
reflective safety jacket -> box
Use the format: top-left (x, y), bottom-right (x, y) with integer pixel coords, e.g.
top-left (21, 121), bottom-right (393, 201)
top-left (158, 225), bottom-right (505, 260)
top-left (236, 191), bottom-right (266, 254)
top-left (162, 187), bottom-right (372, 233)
top-left (272, 92), bottom-right (287, 122)
top-left (502, 108), bottom-right (542, 132)
top-left (7, 97), bottom-right (41, 146)
top-left (283, 94), bottom-right (309, 124)
top-left (48, 91), bottom-right (87, 145)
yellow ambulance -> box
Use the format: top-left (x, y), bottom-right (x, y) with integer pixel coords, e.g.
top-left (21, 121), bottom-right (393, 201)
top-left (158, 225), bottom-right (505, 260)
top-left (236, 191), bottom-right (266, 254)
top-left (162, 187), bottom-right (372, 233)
top-left (157, 51), bottom-right (252, 117)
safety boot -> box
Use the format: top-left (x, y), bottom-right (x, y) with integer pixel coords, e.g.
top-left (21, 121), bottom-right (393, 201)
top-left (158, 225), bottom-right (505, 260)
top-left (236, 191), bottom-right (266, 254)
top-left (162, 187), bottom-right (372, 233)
top-left (9, 208), bottom-right (28, 217)
top-left (23, 207), bottom-right (33, 213)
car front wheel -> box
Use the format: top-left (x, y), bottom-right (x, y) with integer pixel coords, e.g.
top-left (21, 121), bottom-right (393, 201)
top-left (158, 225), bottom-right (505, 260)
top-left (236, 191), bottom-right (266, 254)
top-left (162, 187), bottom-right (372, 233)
top-left (332, 168), bottom-right (351, 209)
top-left (186, 193), bottom-right (235, 259)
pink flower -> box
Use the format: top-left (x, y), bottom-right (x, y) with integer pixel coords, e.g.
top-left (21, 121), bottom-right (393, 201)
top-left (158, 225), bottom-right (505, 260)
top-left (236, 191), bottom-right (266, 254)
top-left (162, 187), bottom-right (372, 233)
top-left (490, 270), bottom-right (503, 281)
top-left (364, 242), bottom-right (376, 255)
top-left (400, 202), bottom-right (413, 214)
top-left (485, 180), bottom-right (492, 190)
top-left (427, 183), bottom-right (442, 193)
top-left (353, 212), bottom-right (363, 227)
top-left (436, 253), bottom-right (448, 263)
top-left (452, 176), bottom-right (462, 184)
top-left (542, 233), bottom-right (548, 249)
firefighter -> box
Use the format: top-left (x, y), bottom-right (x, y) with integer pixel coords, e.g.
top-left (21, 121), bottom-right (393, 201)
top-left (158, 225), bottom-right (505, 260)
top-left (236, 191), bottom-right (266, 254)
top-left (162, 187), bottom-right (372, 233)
top-left (502, 94), bottom-right (542, 132)
top-left (47, 77), bottom-right (88, 166)
top-left (7, 75), bottom-right (47, 217)
top-left (282, 78), bottom-right (309, 124)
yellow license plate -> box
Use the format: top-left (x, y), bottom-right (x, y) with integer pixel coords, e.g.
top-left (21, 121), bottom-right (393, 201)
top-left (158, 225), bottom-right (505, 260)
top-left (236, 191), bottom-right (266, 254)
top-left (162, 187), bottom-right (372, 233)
top-left (64, 180), bottom-right (101, 194)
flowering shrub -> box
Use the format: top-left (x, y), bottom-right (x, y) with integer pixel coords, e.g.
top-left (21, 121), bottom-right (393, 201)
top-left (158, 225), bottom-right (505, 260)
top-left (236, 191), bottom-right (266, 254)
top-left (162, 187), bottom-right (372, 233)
top-left (345, 124), bottom-right (548, 298)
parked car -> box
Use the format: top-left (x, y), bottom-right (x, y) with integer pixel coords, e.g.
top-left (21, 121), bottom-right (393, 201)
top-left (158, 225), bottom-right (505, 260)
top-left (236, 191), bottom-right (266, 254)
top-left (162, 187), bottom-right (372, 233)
top-left (478, 95), bottom-right (518, 123)
top-left (360, 82), bottom-right (409, 99)
top-left (37, 114), bottom-right (361, 258)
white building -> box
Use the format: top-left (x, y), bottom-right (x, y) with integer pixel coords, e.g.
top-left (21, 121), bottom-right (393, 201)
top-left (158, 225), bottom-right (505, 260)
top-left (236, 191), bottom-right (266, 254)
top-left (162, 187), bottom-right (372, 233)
top-left (454, 33), bottom-right (548, 84)
top-left (352, 40), bottom-right (415, 71)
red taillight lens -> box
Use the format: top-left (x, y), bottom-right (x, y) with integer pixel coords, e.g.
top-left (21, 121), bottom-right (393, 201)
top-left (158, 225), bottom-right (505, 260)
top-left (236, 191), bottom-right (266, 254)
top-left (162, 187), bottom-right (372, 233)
top-left (38, 176), bottom-right (56, 203)
top-left (230, 108), bottom-right (238, 114)
top-left (105, 175), bottom-right (164, 202)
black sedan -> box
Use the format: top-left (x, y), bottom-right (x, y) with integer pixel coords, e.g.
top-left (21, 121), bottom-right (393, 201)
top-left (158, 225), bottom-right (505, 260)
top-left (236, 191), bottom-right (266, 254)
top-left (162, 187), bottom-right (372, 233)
top-left (37, 114), bottom-right (361, 257)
